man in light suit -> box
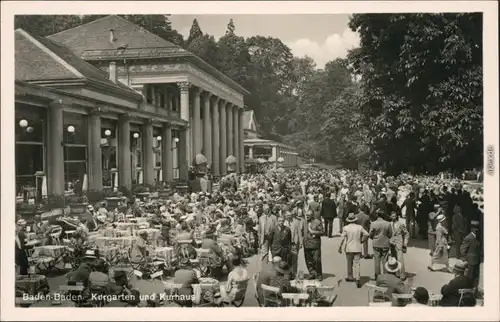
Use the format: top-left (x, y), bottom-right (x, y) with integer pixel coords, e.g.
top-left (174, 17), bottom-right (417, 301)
top-left (388, 210), bottom-right (409, 278)
top-left (258, 203), bottom-right (277, 268)
top-left (460, 220), bottom-right (481, 288)
top-left (338, 213), bottom-right (369, 288)
top-left (369, 210), bottom-right (393, 280)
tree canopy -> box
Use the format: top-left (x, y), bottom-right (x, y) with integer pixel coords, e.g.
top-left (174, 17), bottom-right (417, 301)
top-left (14, 14), bottom-right (482, 173)
top-left (347, 13), bottom-right (483, 174)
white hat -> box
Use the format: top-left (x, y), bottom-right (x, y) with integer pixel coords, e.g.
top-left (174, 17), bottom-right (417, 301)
top-left (84, 249), bottom-right (97, 258)
top-left (385, 257), bottom-right (401, 273)
top-left (16, 219), bottom-right (27, 226)
top-left (272, 256), bottom-right (282, 263)
top-left (436, 214), bottom-right (446, 222)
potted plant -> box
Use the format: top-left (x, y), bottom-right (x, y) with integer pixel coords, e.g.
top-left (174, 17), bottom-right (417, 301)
top-left (104, 190), bottom-right (123, 209)
top-left (133, 184), bottom-right (151, 201)
top-left (67, 194), bottom-right (88, 214)
top-left (156, 181), bottom-right (171, 198)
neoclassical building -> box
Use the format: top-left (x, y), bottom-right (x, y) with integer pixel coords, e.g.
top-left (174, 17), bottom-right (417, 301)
top-left (15, 15), bottom-right (249, 199)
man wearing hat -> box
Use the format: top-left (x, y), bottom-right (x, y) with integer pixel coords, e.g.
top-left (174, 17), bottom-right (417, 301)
top-left (460, 220), bottom-right (481, 288)
top-left (15, 219), bottom-right (29, 275)
top-left (375, 257), bottom-right (406, 300)
top-left (173, 258), bottom-right (199, 307)
top-left (439, 259), bottom-right (475, 306)
top-left (256, 256), bottom-right (282, 304)
top-left (269, 261), bottom-right (293, 294)
top-left (338, 213), bottom-right (369, 288)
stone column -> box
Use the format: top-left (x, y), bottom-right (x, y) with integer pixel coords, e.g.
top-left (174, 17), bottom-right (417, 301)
top-left (232, 105), bottom-right (240, 172)
top-left (219, 100), bottom-right (227, 175)
top-left (192, 87), bottom-right (202, 157)
top-left (227, 102), bottom-right (234, 157)
top-left (88, 109), bottom-right (103, 191)
top-left (142, 120), bottom-right (154, 185)
top-left (211, 96), bottom-right (220, 176)
top-left (238, 108), bottom-right (245, 173)
top-left (47, 101), bottom-right (64, 196)
top-left (118, 115), bottom-right (132, 190)
top-left (177, 82), bottom-right (191, 167)
top-left (272, 145), bottom-right (277, 169)
top-left (178, 128), bottom-right (188, 180)
top-left (203, 92), bottom-right (212, 164)
top-left (161, 123), bottom-right (173, 182)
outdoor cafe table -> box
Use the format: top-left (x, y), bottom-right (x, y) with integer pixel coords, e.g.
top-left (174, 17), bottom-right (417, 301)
top-left (154, 247), bottom-right (174, 262)
top-left (31, 245), bottom-right (67, 272)
top-left (95, 236), bottom-right (136, 248)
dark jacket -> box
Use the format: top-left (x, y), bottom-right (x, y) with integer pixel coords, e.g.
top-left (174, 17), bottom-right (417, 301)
top-left (440, 275), bottom-right (474, 306)
top-left (460, 232), bottom-right (481, 265)
top-left (376, 273), bottom-right (405, 300)
top-left (270, 225), bottom-right (292, 260)
top-left (320, 198), bottom-right (337, 219)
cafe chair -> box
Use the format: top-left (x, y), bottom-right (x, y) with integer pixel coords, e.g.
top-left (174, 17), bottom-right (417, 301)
top-left (252, 273), bottom-right (262, 307)
top-left (458, 288), bottom-right (476, 307)
top-left (366, 283), bottom-right (390, 306)
top-left (281, 293), bottom-right (309, 307)
top-left (261, 284), bottom-right (282, 307)
top-left (392, 293), bottom-right (414, 306)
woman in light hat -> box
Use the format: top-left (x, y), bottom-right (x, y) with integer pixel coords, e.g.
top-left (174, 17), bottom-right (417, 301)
top-left (428, 214), bottom-right (451, 272)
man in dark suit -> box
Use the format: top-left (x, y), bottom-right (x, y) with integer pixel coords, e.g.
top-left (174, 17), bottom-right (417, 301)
top-left (439, 260), bottom-right (475, 306)
top-left (460, 221), bottom-right (481, 288)
top-left (15, 219), bottom-right (29, 275)
top-left (320, 190), bottom-right (337, 238)
top-left (269, 216), bottom-right (292, 266)
top-left (356, 210), bottom-right (372, 259)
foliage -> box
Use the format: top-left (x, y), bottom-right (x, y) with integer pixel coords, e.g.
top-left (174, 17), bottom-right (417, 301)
top-left (347, 13), bottom-right (483, 174)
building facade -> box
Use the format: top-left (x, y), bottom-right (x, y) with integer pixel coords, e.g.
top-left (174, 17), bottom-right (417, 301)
top-left (15, 16), bottom-right (249, 200)
top-left (242, 110), bottom-right (299, 168)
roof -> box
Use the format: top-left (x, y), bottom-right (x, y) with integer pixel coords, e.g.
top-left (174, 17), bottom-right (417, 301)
top-left (243, 110), bottom-right (259, 132)
top-left (47, 15), bottom-right (249, 96)
top-left (15, 29), bottom-right (141, 99)
top-left (47, 15), bottom-right (177, 56)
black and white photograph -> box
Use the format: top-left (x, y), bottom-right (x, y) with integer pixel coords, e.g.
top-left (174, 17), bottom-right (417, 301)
top-left (1, 1), bottom-right (498, 321)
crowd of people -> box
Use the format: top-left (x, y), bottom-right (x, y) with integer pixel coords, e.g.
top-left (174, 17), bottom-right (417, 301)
top-left (15, 166), bottom-right (484, 307)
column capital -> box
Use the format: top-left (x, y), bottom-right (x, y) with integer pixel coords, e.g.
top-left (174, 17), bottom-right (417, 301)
top-left (87, 106), bottom-right (103, 115)
top-left (143, 118), bottom-right (154, 126)
top-left (177, 81), bottom-right (190, 93)
top-left (202, 90), bottom-right (213, 99)
top-left (119, 113), bottom-right (131, 122)
top-left (49, 99), bottom-right (64, 109)
top-left (211, 95), bottom-right (220, 104)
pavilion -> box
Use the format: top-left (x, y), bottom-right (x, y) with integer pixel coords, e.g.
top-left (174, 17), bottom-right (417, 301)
top-left (242, 110), bottom-right (299, 168)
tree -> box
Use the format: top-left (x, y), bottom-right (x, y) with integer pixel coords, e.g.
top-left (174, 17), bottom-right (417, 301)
top-left (348, 13), bottom-right (483, 174)
top-left (245, 36), bottom-right (296, 136)
top-left (14, 15), bottom-right (82, 36)
top-left (187, 34), bottom-right (220, 69)
top-left (226, 19), bottom-right (235, 36)
top-left (217, 20), bottom-right (251, 88)
top-left (187, 18), bottom-right (203, 45)
top-left (120, 15), bottom-right (185, 46)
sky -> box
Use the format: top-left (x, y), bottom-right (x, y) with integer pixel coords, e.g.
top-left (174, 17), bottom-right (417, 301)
top-left (168, 14), bottom-right (360, 69)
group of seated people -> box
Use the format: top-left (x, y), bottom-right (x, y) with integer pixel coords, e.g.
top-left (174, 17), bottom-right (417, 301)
top-left (172, 255), bottom-right (249, 307)
top-left (65, 249), bottom-right (141, 307)
top-left (374, 257), bottom-right (478, 306)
